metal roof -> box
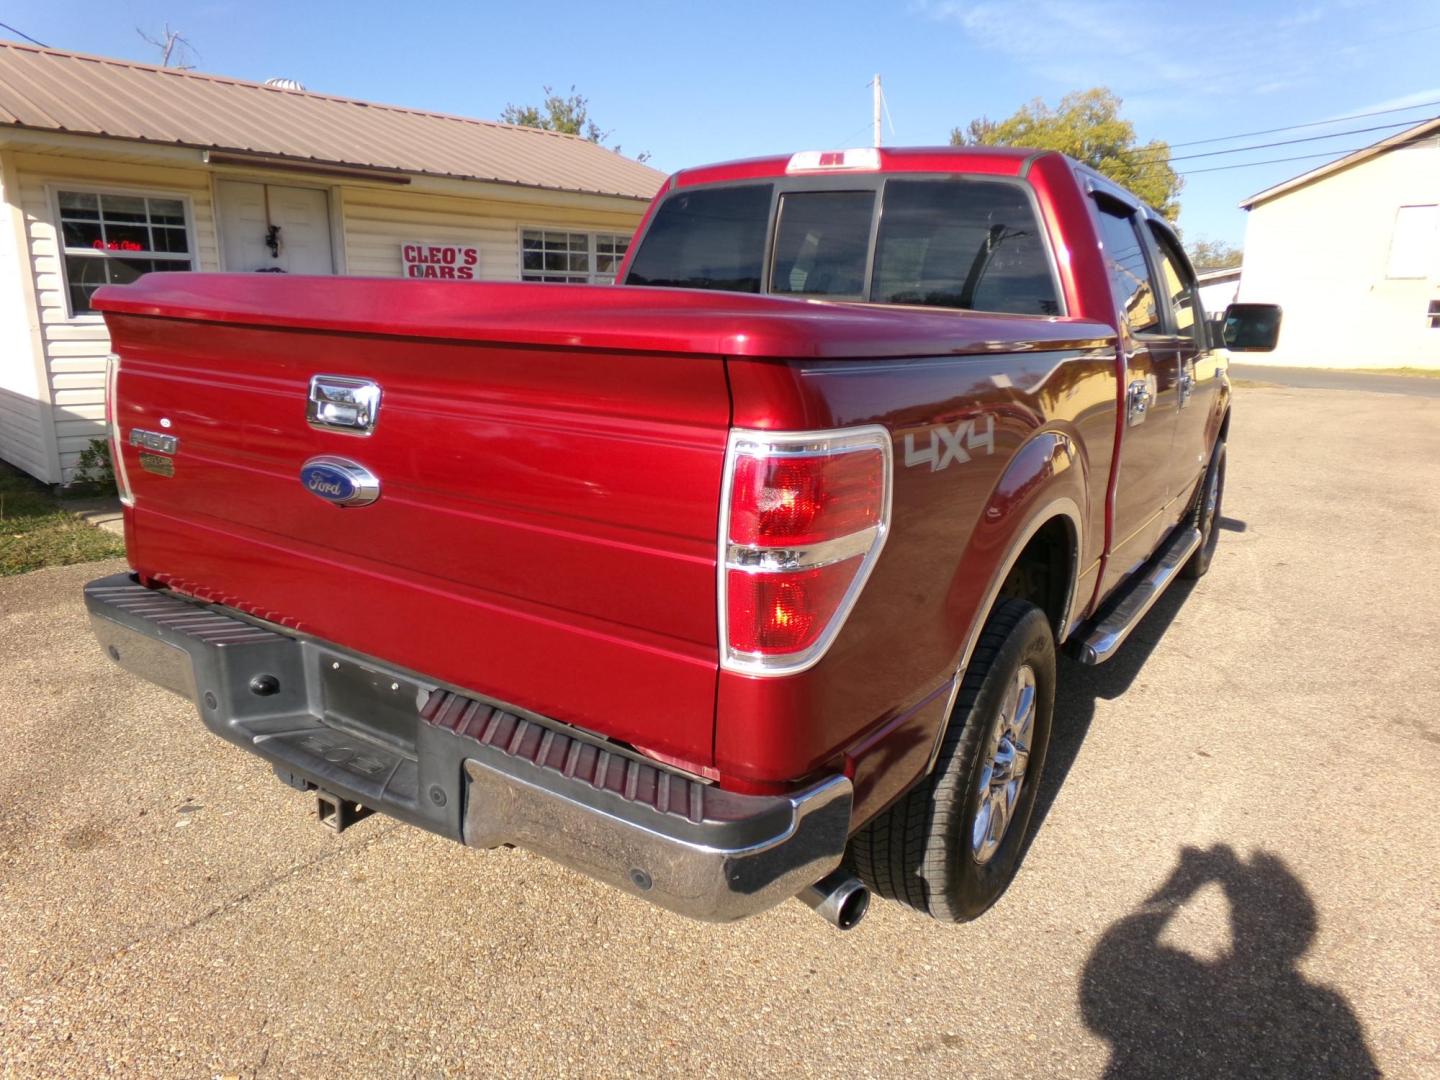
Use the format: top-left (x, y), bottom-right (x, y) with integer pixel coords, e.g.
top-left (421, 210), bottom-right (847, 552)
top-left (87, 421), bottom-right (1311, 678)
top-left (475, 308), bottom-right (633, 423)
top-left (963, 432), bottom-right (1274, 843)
top-left (0, 42), bottom-right (666, 201)
top-left (1240, 115), bottom-right (1440, 210)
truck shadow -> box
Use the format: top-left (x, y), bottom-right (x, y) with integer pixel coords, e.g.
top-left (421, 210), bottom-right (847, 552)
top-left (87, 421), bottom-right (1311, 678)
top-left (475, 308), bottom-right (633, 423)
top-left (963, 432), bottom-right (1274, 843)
top-left (1079, 844), bottom-right (1380, 1079)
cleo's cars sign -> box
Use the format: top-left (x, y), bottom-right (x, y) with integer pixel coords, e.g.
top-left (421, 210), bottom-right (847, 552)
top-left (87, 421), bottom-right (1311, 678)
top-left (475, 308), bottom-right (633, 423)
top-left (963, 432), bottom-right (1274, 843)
top-left (402, 243), bottom-right (478, 280)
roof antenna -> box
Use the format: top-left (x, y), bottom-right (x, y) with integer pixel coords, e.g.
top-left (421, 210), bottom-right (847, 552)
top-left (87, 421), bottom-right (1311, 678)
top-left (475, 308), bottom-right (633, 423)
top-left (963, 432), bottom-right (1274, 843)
top-left (136, 23), bottom-right (197, 69)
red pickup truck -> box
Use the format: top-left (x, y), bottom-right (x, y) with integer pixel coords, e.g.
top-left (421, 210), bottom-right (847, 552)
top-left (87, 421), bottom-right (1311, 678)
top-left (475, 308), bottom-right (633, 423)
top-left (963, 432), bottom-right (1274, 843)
top-left (85, 146), bottom-right (1278, 930)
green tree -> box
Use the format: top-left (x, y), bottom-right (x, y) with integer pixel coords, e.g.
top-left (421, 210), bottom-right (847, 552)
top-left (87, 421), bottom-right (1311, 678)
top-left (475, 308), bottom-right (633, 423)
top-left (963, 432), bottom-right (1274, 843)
top-left (1187, 237), bottom-right (1243, 271)
top-left (501, 85), bottom-right (649, 162)
top-left (953, 88), bottom-right (1181, 221)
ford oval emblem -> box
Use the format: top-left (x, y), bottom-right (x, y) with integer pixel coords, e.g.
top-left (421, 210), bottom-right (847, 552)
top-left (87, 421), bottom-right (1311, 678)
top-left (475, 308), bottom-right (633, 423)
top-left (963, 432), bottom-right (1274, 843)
top-left (300, 456), bottom-right (380, 507)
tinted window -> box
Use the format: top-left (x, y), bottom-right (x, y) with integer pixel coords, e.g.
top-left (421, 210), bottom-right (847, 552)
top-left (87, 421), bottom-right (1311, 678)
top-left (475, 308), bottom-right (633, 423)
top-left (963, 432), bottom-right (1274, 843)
top-left (1148, 223), bottom-right (1200, 340)
top-left (872, 179), bottom-right (1059, 315)
top-left (1094, 203), bottom-right (1160, 334)
top-left (771, 191), bottom-right (875, 297)
top-left (625, 184), bottom-right (772, 293)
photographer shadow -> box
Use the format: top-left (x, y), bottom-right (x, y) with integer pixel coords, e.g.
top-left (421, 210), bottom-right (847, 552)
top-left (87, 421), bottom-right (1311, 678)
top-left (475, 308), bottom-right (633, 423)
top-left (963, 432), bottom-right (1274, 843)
top-left (1080, 844), bottom-right (1380, 1079)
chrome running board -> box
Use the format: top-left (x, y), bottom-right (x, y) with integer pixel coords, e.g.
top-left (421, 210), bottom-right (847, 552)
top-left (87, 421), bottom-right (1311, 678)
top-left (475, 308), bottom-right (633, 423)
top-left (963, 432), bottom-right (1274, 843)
top-left (1074, 526), bottom-right (1201, 665)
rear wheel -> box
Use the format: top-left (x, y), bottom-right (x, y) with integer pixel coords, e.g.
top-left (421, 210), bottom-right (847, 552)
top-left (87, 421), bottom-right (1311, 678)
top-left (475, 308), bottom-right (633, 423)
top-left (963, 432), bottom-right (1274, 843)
top-left (1181, 438), bottom-right (1227, 579)
top-left (847, 598), bottom-right (1055, 922)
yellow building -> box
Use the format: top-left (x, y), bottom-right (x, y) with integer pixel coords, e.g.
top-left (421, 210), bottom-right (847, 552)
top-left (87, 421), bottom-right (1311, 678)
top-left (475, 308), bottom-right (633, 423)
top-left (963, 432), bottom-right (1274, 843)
top-left (0, 43), bottom-right (665, 484)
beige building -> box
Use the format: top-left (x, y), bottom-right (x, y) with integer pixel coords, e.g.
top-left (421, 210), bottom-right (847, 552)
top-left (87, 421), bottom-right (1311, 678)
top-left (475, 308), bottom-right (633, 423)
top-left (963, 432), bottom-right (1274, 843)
top-left (0, 43), bottom-right (665, 484)
top-left (1237, 116), bottom-right (1440, 369)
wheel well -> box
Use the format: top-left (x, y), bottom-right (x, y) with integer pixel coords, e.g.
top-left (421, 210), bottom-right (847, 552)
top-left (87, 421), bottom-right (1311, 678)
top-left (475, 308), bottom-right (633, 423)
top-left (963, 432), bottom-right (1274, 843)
top-left (996, 517), bottom-right (1075, 640)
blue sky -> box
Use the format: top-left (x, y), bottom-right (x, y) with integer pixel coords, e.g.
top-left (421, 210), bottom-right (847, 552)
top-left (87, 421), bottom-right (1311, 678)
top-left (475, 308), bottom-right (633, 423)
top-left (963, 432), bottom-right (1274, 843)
top-left (6, 0), bottom-right (1439, 246)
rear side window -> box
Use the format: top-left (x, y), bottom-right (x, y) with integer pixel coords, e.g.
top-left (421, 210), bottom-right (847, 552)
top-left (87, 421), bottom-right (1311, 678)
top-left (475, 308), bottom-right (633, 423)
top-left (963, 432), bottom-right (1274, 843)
top-left (1094, 203), bottom-right (1160, 334)
top-left (872, 179), bottom-right (1059, 315)
top-left (1148, 223), bottom-right (1201, 341)
top-left (625, 184), bottom-right (772, 292)
top-left (771, 190), bottom-right (875, 298)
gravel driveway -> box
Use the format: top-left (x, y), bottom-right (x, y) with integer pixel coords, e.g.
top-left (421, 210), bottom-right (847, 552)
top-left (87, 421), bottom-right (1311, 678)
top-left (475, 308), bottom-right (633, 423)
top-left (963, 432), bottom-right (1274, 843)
top-left (2, 383), bottom-right (1436, 1078)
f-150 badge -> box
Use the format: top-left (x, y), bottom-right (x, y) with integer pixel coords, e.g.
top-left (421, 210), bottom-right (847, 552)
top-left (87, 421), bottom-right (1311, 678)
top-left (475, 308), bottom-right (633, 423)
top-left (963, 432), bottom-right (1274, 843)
top-left (904, 415), bottom-right (995, 472)
top-left (300, 456), bottom-right (381, 507)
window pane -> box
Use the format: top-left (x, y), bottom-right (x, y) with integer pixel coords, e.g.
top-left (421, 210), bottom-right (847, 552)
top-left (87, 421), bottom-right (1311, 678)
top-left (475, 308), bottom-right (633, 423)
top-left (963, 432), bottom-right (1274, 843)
top-left (1094, 204), bottom-right (1159, 334)
top-left (1149, 225), bottom-right (1197, 335)
top-left (64, 254), bottom-right (109, 313)
top-left (62, 219), bottom-right (104, 249)
top-left (152, 226), bottom-right (189, 254)
top-left (597, 234), bottom-right (629, 257)
top-left (873, 180), bottom-right (1059, 315)
top-left (625, 183), bottom-right (772, 292)
top-left (522, 249), bottom-right (543, 271)
top-left (100, 222), bottom-right (151, 252)
top-left (148, 198), bottom-right (185, 225)
top-left (59, 191), bottom-right (99, 219)
top-left (104, 257), bottom-right (153, 285)
top-left (770, 191), bottom-right (874, 297)
top-left (1386, 204), bottom-right (1437, 278)
top-left (100, 194), bottom-right (147, 222)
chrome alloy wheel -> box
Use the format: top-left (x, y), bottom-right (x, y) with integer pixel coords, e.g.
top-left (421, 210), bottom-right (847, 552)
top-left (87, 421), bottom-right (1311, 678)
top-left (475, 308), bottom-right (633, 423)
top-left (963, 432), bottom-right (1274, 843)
top-left (971, 664), bottom-right (1037, 865)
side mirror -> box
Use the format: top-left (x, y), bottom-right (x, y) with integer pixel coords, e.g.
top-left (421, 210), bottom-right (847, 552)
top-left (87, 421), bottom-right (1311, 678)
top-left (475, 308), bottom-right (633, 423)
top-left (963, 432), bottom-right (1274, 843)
top-left (1223, 303), bottom-right (1282, 352)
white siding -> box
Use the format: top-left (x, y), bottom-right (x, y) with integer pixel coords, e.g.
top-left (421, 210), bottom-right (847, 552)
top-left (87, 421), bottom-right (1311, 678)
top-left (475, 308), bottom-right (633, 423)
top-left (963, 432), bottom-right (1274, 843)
top-left (0, 149), bottom-right (52, 480)
top-left (1238, 138), bottom-right (1440, 369)
top-left (12, 151), bottom-right (220, 481)
top-left (342, 185), bottom-right (643, 281)
top-left (0, 145), bottom-right (648, 484)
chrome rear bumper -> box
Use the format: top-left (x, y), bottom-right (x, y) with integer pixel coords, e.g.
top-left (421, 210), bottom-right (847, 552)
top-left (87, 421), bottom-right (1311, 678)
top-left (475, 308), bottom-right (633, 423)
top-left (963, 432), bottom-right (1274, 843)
top-left (84, 573), bottom-right (852, 922)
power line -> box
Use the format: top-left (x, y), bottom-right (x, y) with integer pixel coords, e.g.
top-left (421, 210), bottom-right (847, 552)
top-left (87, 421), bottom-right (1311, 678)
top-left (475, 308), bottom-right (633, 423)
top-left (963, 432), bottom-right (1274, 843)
top-left (1167, 96), bottom-right (1440, 149)
top-left (1176, 146), bottom-right (1380, 176)
top-left (1138, 117), bottom-right (1431, 164)
top-left (0, 21), bottom-right (47, 47)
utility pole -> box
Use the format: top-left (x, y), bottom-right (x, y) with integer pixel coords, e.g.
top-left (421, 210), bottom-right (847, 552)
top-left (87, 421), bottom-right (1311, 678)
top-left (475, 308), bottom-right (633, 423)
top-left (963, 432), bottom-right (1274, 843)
top-left (873, 74), bottom-right (883, 147)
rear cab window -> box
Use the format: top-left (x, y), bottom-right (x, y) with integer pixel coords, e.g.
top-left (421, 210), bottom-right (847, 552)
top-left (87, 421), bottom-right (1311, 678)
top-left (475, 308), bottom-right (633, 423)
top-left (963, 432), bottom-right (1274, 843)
top-left (873, 179), bottom-right (1059, 315)
top-left (623, 173), bottom-right (1062, 316)
top-left (1147, 222), bottom-right (1205, 345)
top-left (625, 184), bottom-right (772, 292)
top-left (1093, 200), bottom-right (1162, 335)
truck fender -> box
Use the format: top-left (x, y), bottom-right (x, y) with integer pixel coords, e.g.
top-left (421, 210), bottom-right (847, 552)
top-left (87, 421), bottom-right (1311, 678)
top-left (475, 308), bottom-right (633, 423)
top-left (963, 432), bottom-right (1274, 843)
top-left (925, 431), bottom-right (1085, 774)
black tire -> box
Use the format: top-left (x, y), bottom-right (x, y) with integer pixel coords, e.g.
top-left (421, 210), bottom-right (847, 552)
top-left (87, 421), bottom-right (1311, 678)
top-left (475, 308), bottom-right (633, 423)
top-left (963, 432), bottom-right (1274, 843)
top-left (847, 598), bottom-right (1056, 922)
top-left (1181, 438), bottom-right (1227, 580)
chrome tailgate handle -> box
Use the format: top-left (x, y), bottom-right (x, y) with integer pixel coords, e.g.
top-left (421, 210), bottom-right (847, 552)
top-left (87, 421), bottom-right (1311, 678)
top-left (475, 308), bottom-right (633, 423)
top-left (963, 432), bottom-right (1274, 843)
top-left (307, 375), bottom-right (381, 435)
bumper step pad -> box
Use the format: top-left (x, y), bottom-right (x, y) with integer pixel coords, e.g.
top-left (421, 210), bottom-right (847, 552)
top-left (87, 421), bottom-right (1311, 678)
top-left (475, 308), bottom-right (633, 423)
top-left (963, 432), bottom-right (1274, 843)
top-left (85, 573), bottom-right (853, 921)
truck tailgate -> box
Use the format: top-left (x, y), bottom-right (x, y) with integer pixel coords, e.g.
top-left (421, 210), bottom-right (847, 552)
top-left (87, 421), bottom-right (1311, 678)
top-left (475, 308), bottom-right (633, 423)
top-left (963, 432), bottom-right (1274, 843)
top-left (99, 278), bottom-right (730, 769)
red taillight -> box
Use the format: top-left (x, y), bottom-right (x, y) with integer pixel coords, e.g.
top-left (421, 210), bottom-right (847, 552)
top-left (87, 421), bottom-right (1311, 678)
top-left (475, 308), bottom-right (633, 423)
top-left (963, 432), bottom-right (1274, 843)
top-left (728, 450), bottom-right (884, 546)
top-left (725, 559), bottom-right (863, 654)
top-left (720, 428), bottom-right (892, 675)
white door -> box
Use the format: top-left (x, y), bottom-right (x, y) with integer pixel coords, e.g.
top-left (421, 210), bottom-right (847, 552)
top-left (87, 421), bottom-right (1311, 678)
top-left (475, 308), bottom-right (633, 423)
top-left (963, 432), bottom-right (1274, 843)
top-left (217, 181), bottom-right (334, 274)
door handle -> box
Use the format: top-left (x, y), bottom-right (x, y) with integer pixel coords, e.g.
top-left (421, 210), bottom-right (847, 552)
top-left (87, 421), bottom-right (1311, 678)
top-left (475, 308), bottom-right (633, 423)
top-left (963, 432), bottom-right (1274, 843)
top-left (1127, 379), bottom-right (1152, 426)
top-left (307, 375), bottom-right (381, 435)
top-left (1178, 370), bottom-right (1195, 408)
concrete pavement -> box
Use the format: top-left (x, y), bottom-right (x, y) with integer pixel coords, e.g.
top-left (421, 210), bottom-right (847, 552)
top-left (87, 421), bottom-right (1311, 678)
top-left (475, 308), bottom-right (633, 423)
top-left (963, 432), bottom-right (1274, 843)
top-left (1229, 363), bottom-right (1440, 397)
top-left (2, 385), bottom-right (1437, 1078)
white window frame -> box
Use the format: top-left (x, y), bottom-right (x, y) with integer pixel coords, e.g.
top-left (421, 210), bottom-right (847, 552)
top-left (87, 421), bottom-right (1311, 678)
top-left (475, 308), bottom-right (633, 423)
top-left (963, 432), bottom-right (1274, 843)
top-left (1386, 204), bottom-right (1438, 280)
top-left (518, 225), bottom-right (631, 284)
top-left (49, 183), bottom-right (198, 320)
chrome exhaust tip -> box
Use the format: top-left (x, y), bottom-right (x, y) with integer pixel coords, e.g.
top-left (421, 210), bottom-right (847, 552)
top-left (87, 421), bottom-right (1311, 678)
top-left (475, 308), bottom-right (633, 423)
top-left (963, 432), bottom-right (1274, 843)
top-left (800, 869), bottom-right (870, 930)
